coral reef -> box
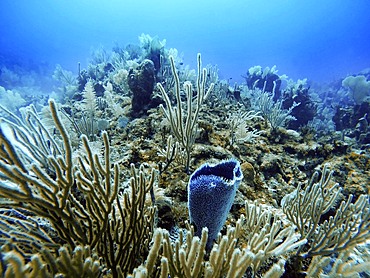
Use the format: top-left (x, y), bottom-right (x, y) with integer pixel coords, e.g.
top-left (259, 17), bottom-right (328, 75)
top-left (0, 35), bottom-right (369, 277)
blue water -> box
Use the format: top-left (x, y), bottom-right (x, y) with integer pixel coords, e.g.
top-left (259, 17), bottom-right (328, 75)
top-left (1, 0), bottom-right (370, 83)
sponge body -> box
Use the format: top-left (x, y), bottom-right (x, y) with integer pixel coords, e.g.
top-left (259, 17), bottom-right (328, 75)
top-left (188, 159), bottom-right (243, 248)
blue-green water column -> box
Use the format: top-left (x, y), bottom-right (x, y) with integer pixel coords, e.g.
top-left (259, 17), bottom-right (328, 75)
top-left (188, 158), bottom-right (243, 249)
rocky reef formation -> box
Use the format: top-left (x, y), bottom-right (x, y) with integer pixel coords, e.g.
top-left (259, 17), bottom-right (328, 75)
top-left (0, 35), bottom-right (369, 277)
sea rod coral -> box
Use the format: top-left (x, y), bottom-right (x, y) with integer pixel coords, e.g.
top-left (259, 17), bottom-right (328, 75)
top-left (157, 53), bottom-right (214, 173)
top-left (0, 99), bottom-right (156, 277)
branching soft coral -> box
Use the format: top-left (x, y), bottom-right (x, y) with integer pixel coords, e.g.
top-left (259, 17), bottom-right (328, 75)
top-left (0, 99), bottom-right (157, 277)
top-left (282, 165), bottom-right (370, 258)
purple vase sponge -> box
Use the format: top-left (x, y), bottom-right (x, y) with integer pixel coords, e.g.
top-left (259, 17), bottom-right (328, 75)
top-left (188, 158), bottom-right (243, 249)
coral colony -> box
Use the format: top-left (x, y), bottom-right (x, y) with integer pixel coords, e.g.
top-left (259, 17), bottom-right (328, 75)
top-left (0, 34), bottom-right (369, 277)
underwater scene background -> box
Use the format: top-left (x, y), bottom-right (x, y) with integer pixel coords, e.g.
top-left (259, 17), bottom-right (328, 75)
top-left (0, 0), bottom-right (369, 277)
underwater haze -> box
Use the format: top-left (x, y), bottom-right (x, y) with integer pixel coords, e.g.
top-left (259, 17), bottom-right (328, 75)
top-left (1, 0), bottom-right (370, 83)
